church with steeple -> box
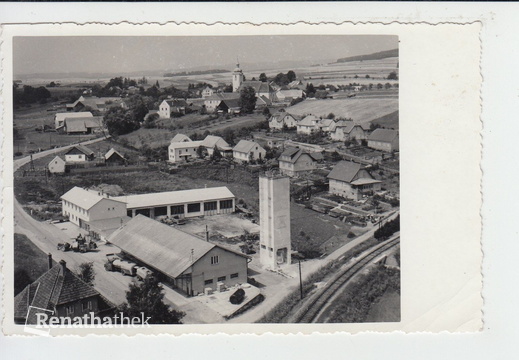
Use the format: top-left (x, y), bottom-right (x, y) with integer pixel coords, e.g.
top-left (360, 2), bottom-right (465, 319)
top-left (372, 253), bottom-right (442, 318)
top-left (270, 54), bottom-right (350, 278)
top-left (232, 61), bottom-right (244, 92)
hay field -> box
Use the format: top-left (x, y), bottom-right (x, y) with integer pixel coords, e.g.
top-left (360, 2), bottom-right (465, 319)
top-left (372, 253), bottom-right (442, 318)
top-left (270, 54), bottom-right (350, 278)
top-left (287, 98), bottom-right (398, 123)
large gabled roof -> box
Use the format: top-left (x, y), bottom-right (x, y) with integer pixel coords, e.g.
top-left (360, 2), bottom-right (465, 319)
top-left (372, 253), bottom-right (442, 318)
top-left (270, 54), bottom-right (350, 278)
top-left (233, 140), bottom-right (263, 154)
top-left (63, 117), bottom-right (103, 133)
top-left (65, 144), bottom-right (95, 156)
top-left (104, 148), bottom-right (125, 161)
top-left (368, 128), bottom-right (398, 142)
top-left (297, 115), bottom-right (320, 127)
top-left (278, 147), bottom-right (321, 164)
top-left (14, 260), bottom-right (104, 322)
top-left (61, 187), bottom-right (125, 210)
top-left (55, 112), bottom-right (93, 122)
top-left (171, 134), bottom-right (192, 143)
top-left (201, 135), bottom-right (230, 149)
top-left (204, 93), bottom-right (240, 101)
top-left (107, 215), bottom-right (247, 279)
top-left (164, 99), bottom-right (188, 107)
top-left (327, 161), bottom-right (364, 183)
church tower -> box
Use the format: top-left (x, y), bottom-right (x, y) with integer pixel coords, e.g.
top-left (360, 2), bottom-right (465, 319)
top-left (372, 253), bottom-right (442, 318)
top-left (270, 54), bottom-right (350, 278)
top-left (259, 172), bottom-right (291, 269)
top-left (232, 61), bottom-right (244, 92)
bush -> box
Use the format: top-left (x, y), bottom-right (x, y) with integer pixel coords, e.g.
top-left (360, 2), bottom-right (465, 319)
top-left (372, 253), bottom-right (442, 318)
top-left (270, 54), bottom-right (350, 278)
top-left (230, 288), bottom-right (246, 305)
top-left (347, 231), bottom-right (356, 239)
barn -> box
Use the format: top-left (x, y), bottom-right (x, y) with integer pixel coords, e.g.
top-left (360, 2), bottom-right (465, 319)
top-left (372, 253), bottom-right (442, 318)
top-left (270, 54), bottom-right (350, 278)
top-left (107, 215), bottom-right (249, 296)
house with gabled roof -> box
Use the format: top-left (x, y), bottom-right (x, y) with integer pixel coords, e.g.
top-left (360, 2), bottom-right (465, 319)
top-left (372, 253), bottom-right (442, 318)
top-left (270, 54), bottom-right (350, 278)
top-left (296, 115), bottom-right (320, 134)
top-left (58, 116), bottom-right (104, 134)
top-left (61, 187), bottom-right (128, 233)
top-left (368, 129), bottom-right (399, 152)
top-left (107, 215), bottom-right (249, 296)
top-left (233, 140), bottom-right (266, 163)
top-left (55, 111), bottom-right (93, 129)
top-left (64, 144), bottom-right (95, 163)
top-left (238, 81), bottom-right (275, 101)
top-left (159, 99), bottom-right (189, 118)
top-left (275, 89), bottom-right (305, 102)
top-left (204, 93), bottom-right (240, 113)
top-left (48, 156), bottom-right (66, 174)
top-left (330, 121), bottom-right (371, 142)
top-left (201, 135), bottom-right (232, 157)
top-left (278, 147), bottom-right (322, 177)
top-left (269, 110), bottom-right (300, 130)
top-left (14, 257), bottom-right (114, 324)
top-left (327, 161), bottom-right (381, 200)
top-left (104, 148), bottom-right (126, 165)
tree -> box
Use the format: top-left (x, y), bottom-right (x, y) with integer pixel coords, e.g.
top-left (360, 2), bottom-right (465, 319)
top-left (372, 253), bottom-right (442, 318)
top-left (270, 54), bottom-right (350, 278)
top-left (385, 83), bottom-right (392, 90)
top-left (327, 112), bottom-right (335, 119)
top-left (377, 83), bottom-right (383, 90)
top-left (155, 80), bottom-right (160, 88)
top-left (262, 106), bottom-right (271, 118)
top-left (211, 146), bottom-right (222, 161)
top-left (76, 262), bottom-right (95, 286)
top-left (118, 275), bottom-right (185, 324)
top-left (365, 75), bottom-right (370, 79)
top-left (287, 70), bottom-right (296, 82)
top-left (387, 71), bottom-right (398, 80)
top-left (196, 146), bottom-right (206, 159)
top-left (305, 83), bottom-right (315, 98)
top-left (239, 86), bottom-right (257, 114)
top-left (104, 107), bottom-right (141, 136)
top-left (259, 73), bottom-right (267, 82)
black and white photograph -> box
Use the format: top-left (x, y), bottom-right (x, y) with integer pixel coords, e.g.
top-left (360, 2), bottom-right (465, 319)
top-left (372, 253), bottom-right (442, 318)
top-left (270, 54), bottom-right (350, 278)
top-left (11, 34), bottom-right (400, 326)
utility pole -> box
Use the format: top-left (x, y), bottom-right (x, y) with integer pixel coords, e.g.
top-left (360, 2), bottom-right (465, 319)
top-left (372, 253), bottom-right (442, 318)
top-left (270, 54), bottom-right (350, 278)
top-left (298, 260), bottom-right (303, 300)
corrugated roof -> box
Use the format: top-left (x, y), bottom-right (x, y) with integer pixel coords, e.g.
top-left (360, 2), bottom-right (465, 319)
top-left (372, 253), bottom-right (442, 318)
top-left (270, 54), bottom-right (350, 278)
top-left (113, 186), bottom-right (235, 209)
top-left (107, 215), bottom-right (215, 278)
top-left (233, 140), bottom-right (262, 154)
top-left (61, 186), bottom-right (125, 210)
top-left (327, 161), bottom-right (363, 183)
top-left (369, 129), bottom-right (398, 142)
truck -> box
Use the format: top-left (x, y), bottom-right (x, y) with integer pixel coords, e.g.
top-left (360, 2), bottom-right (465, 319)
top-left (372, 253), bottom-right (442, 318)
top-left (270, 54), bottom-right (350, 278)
top-left (136, 266), bottom-right (153, 280)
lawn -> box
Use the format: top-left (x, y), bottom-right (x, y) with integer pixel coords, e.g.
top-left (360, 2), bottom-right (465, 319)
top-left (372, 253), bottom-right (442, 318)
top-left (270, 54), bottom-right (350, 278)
top-left (14, 233), bottom-right (56, 295)
top-left (287, 98), bottom-right (398, 123)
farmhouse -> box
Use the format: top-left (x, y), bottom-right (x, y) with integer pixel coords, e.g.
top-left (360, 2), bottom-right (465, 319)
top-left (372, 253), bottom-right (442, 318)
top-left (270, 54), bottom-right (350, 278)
top-left (48, 156), bottom-right (66, 174)
top-left (168, 140), bottom-right (203, 163)
top-left (278, 147), bottom-right (322, 177)
top-left (64, 144), bottom-right (95, 163)
top-left (275, 89), bottom-right (305, 102)
top-left (204, 93), bottom-right (240, 113)
top-left (66, 96), bottom-right (124, 113)
top-left (217, 98), bottom-right (241, 114)
top-left (113, 186), bottom-right (236, 219)
top-left (14, 257), bottom-right (114, 324)
top-left (108, 215), bottom-right (249, 296)
top-left (233, 140), bottom-right (266, 163)
top-left (104, 148), bottom-right (126, 165)
top-left (368, 129), bottom-right (399, 152)
top-left (58, 116), bottom-right (104, 135)
top-left (318, 118), bottom-right (336, 133)
top-left (330, 121), bottom-right (371, 142)
top-left (61, 187), bottom-right (129, 235)
top-left (269, 110), bottom-right (300, 130)
top-left (201, 135), bottom-right (232, 157)
top-left (201, 86), bottom-right (214, 98)
top-left (159, 99), bottom-right (189, 119)
top-left (255, 95), bottom-right (272, 108)
top-left (54, 111), bottom-right (93, 129)
top-left (327, 161), bottom-right (382, 200)
top-left (252, 133), bottom-right (285, 149)
top-left (238, 81), bottom-right (275, 101)
top-left (296, 115), bottom-right (320, 134)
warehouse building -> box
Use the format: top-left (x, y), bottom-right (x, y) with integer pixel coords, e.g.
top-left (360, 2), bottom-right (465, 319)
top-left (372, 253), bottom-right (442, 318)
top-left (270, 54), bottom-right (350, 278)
top-left (113, 186), bottom-right (236, 219)
top-left (108, 215), bottom-right (249, 296)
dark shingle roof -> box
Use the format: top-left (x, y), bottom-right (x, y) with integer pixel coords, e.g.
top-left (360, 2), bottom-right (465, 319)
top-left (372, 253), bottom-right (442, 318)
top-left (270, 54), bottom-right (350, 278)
top-left (65, 144), bottom-right (94, 156)
top-left (327, 161), bottom-right (363, 183)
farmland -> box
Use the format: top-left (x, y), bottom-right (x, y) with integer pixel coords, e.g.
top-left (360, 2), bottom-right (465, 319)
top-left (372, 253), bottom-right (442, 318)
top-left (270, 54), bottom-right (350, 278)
top-left (287, 97), bottom-right (398, 123)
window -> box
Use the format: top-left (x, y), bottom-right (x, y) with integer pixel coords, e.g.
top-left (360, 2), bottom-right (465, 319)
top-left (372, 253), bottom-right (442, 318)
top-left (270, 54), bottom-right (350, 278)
top-left (187, 203), bottom-right (201, 213)
top-left (170, 205), bottom-right (184, 215)
top-left (261, 244), bottom-right (266, 249)
top-left (82, 301), bottom-right (92, 311)
top-left (66, 305), bottom-right (74, 315)
top-left (204, 201), bottom-right (217, 211)
top-left (230, 273), bottom-right (239, 279)
top-left (219, 200), bottom-right (233, 210)
top-left (204, 279), bottom-right (213, 285)
top-left (210, 255), bottom-right (219, 265)
top-left (217, 276), bottom-right (226, 282)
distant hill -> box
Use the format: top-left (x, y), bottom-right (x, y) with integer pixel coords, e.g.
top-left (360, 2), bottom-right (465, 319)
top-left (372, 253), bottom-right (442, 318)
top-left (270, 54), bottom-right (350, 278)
top-left (163, 69), bottom-right (228, 77)
top-left (337, 49), bottom-right (398, 63)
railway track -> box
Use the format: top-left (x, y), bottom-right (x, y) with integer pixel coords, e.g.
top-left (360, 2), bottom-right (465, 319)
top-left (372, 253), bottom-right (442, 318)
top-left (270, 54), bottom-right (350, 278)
top-left (293, 236), bottom-right (400, 323)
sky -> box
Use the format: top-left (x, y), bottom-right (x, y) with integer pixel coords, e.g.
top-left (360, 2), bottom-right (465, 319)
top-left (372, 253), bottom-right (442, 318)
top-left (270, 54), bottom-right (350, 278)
top-left (13, 35), bottom-right (398, 76)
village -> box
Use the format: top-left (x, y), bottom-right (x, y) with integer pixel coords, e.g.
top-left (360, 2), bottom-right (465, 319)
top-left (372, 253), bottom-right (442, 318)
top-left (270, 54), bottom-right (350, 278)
top-left (13, 49), bottom-right (400, 325)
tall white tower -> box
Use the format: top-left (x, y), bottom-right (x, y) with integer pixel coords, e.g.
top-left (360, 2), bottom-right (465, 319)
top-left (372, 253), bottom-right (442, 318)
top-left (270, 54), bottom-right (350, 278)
top-left (232, 61), bottom-right (244, 92)
top-left (259, 172), bottom-right (291, 269)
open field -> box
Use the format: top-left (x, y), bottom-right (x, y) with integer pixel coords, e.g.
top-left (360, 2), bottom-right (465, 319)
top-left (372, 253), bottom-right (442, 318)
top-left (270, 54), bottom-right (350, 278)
top-left (14, 233), bottom-right (56, 295)
top-left (371, 110), bottom-right (399, 129)
top-left (120, 113), bottom-right (266, 149)
top-left (287, 97), bottom-right (398, 123)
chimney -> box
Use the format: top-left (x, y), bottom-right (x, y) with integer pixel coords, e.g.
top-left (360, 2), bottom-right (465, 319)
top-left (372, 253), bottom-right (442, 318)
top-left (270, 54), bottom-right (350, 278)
top-left (48, 253), bottom-right (53, 270)
top-left (59, 259), bottom-right (67, 272)
top-left (205, 225), bottom-right (209, 242)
